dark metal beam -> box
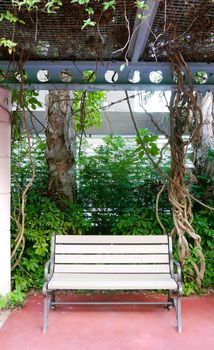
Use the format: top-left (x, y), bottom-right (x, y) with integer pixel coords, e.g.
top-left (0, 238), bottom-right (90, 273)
top-left (128, 0), bottom-right (159, 63)
top-left (0, 61), bottom-right (213, 91)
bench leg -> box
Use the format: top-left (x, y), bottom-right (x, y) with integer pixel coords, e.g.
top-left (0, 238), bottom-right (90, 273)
top-left (51, 291), bottom-right (56, 309)
top-left (175, 295), bottom-right (182, 333)
top-left (52, 291), bottom-right (55, 303)
top-left (42, 282), bottom-right (50, 333)
top-left (166, 290), bottom-right (173, 310)
top-left (167, 290), bottom-right (172, 301)
top-left (43, 294), bottom-right (49, 334)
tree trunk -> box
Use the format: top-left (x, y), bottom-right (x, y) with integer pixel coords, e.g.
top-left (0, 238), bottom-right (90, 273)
top-left (193, 92), bottom-right (214, 197)
top-left (46, 90), bottom-right (76, 203)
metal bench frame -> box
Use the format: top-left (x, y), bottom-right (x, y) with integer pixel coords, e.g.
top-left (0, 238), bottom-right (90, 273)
top-left (43, 234), bottom-right (182, 333)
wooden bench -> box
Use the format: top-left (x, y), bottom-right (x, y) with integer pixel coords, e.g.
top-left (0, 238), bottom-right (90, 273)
top-left (43, 234), bottom-right (182, 333)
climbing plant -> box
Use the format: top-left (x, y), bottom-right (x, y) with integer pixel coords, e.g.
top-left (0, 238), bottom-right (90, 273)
top-left (167, 53), bottom-right (206, 285)
top-left (125, 82), bottom-right (214, 286)
top-left (0, 10), bottom-right (24, 53)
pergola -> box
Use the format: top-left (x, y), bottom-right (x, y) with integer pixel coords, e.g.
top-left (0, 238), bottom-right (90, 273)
top-left (0, 0), bottom-right (213, 296)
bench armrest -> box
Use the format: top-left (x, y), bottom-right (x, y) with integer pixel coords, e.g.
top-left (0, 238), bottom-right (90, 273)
top-left (44, 258), bottom-right (53, 282)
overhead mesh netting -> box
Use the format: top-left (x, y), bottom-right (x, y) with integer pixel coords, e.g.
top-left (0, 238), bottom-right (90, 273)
top-left (0, 0), bottom-right (135, 61)
top-left (0, 0), bottom-right (213, 62)
top-left (143, 0), bottom-right (214, 63)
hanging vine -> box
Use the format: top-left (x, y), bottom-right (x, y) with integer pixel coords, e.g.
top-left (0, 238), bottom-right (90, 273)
top-left (168, 52), bottom-right (206, 285)
top-left (10, 64), bottom-right (36, 270)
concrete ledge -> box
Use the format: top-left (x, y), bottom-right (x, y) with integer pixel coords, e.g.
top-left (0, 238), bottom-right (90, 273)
top-left (0, 310), bottom-right (10, 329)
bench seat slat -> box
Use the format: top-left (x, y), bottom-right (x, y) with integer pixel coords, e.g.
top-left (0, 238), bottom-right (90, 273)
top-left (55, 244), bottom-right (168, 254)
top-left (55, 235), bottom-right (168, 244)
top-left (48, 273), bottom-right (177, 290)
top-left (55, 254), bottom-right (169, 264)
top-left (54, 264), bottom-right (170, 273)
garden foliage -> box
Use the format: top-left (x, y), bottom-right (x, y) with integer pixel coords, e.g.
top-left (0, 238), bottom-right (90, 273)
top-left (6, 135), bottom-right (214, 304)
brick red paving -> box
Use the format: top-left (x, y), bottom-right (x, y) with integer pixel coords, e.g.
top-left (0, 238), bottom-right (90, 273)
top-left (0, 293), bottom-right (214, 350)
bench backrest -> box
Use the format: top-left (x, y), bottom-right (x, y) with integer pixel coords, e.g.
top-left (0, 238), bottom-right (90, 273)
top-left (52, 235), bottom-right (171, 274)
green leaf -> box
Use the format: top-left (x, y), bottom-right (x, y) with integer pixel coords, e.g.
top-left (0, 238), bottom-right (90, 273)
top-left (135, 0), bottom-right (149, 10)
top-left (103, 0), bottom-right (116, 11)
top-left (81, 18), bottom-right (96, 30)
top-left (0, 38), bottom-right (17, 54)
top-left (0, 10), bottom-right (25, 24)
top-left (150, 144), bottom-right (159, 156)
top-left (86, 7), bottom-right (94, 15)
top-left (143, 135), bottom-right (151, 143)
top-left (45, 0), bottom-right (62, 13)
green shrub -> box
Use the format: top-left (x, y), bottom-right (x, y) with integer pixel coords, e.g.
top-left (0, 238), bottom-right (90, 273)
top-left (10, 135), bottom-right (214, 295)
top-left (0, 290), bottom-right (25, 310)
top-left (111, 208), bottom-right (173, 236)
top-left (78, 135), bottom-right (170, 234)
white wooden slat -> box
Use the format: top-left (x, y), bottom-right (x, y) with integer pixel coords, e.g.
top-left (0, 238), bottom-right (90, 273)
top-left (54, 264), bottom-right (169, 273)
top-left (51, 273), bottom-right (171, 280)
top-left (55, 244), bottom-right (168, 254)
top-left (48, 273), bottom-right (177, 290)
top-left (55, 235), bottom-right (168, 244)
top-left (55, 254), bottom-right (169, 264)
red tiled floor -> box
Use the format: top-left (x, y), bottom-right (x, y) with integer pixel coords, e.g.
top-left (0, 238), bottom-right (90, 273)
top-left (0, 293), bottom-right (214, 350)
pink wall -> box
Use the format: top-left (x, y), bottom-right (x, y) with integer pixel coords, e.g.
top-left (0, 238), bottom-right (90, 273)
top-left (0, 87), bottom-right (11, 295)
